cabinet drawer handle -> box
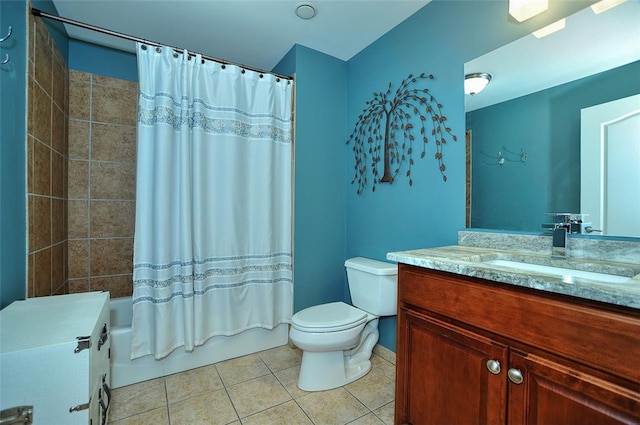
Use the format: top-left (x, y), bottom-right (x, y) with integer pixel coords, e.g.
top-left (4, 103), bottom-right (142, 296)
top-left (508, 368), bottom-right (524, 384)
top-left (486, 359), bottom-right (501, 375)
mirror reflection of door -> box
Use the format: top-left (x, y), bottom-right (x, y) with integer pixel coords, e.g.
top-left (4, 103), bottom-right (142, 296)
top-left (581, 94), bottom-right (640, 237)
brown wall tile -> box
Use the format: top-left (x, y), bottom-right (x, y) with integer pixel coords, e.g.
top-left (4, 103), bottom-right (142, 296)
top-left (91, 238), bottom-right (134, 276)
top-left (33, 23), bottom-right (52, 97)
top-left (69, 80), bottom-right (91, 120)
top-left (68, 119), bottom-right (90, 160)
top-left (70, 70), bottom-right (91, 82)
top-left (91, 161), bottom-right (136, 200)
top-left (68, 239), bottom-right (89, 279)
top-left (68, 160), bottom-right (89, 199)
top-left (92, 123), bottom-right (136, 162)
top-left (51, 198), bottom-right (65, 244)
top-left (68, 200), bottom-right (89, 238)
top-left (68, 279), bottom-right (89, 294)
top-left (93, 75), bottom-right (138, 92)
top-left (51, 150), bottom-right (64, 198)
top-left (32, 139), bottom-right (50, 196)
top-left (52, 104), bottom-right (65, 154)
top-left (91, 275), bottom-right (133, 298)
top-left (29, 195), bottom-right (51, 251)
top-left (31, 81), bottom-right (52, 146)
top-left (33, 248), bottom-right (52, 297)
top-left (92, 84), bottom-right (137, 126)
top-left (91, 200), bottom-right (136, 238)
top-left (27, 253), bottom-right (35, 297)
top-left (52, 51), bottom-right (66, 109)
top-left (51, 243), bottom-right (65, 292)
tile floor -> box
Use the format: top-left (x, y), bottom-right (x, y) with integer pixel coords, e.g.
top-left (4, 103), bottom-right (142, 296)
top-left (108, 344), bottom-right (396, 425)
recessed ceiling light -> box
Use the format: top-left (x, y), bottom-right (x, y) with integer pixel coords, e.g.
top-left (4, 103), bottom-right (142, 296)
top-left (296, 2), bottom-right (317, 20)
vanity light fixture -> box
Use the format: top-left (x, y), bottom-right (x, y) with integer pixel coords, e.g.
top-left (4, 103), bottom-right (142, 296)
top-left (590, 0), bottom-right (627, 14)
top-left (509, 0), bottom-right (548, 22)
top-left (295, 2), bottom-right (317, 19)
top-left (533, 18), bottom-right (566, 38)
top-left (464, 72), bottom-right (492, 96)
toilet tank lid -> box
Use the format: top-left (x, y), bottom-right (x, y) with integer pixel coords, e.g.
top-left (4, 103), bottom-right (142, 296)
top-left (344, 257), bottom-right (397, 276)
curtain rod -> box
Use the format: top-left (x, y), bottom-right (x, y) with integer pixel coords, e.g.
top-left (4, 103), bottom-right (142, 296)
top-left (31, 8), bottom-right (293, 81)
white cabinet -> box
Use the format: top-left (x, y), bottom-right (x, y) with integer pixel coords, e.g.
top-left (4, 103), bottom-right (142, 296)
top-left (1, 292), bottom-right (111, 425)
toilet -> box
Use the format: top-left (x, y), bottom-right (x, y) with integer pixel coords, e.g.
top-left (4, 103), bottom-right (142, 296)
top-left (289, 257), bottom-right (398, 391)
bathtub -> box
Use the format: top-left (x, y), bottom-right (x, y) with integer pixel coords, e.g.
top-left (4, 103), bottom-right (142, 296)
top-left (109, 296), bottom-right (289, 388)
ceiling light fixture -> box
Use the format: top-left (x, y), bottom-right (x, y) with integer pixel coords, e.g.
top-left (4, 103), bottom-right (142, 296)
top-left (533, 18), bottom-right (566, 38)
top-left (590, 0), bottom-right (627, 14)
top-left (296, 2), bottom-right (317, 20)
top-left (465, 73), bottom-right (492, 96)
top-left (509, 0), bottom-right (548, 22)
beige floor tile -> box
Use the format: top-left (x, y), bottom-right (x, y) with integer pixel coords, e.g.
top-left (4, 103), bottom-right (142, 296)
top-left (373, 401), bottom-right (394, 425)
top-left (108, 406), bottom-right (169, 425)
top-left (215, 353), bottom-right (271, 386)
top-left (371, 354), bottom-right (396, 382)
top-left (372, 346), bottom-right (396, 365)
top-left (241, 400), bottom-right (313, 425)
top-left (345, 369), bottom-right (395, 410)
top-left (258, 344), bottom-right (303, 372)
top-left (108, 378), bottom-right (167, 422)
top-left (274, 365), bottom-right (309, 399)
top-left (347, 412), bottom-right (386, 425)
top-left (165, 364), bottom-right (224, 404)
top-left (169, 389), bottom-right (238, 425)
top-left (226, 374), bottom-right (292, 418)
top-left (296, 387), bottom-right (369, 425)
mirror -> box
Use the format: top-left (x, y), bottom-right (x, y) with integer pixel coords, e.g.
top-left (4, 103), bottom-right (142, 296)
top-left (464, 0), bottom-right (640, 237)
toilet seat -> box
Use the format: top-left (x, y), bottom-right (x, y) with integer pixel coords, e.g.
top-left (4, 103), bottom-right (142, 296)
top-left (291, 302), bottom-right (368, 333)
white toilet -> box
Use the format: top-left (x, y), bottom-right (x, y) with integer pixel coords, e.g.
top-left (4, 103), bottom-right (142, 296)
top-left (289, 257), bottom-right (398, 391)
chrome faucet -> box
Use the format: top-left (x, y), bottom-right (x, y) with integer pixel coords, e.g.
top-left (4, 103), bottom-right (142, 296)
top-left (542, 213), bottom-right (572, 257)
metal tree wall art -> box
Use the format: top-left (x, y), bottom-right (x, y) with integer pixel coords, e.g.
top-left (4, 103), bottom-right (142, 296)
top-left (347, 73), bottom-right (457, 195)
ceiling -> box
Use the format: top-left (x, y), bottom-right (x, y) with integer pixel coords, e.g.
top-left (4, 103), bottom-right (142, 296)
top-left (50, 0), bottom-right (431, 71)
top-left (464, 0), bottom-right (640, 112)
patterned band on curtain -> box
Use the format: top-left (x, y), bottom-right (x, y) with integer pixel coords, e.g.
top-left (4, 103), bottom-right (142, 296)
top-left (131, 44), bottom-right (294, 360)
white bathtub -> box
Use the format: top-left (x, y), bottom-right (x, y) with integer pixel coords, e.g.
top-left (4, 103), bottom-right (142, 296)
top-left (109, 296), bottom-right (289, 388)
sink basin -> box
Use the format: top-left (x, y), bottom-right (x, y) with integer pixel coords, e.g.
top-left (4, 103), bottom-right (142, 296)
top-left (483, 259), bottom-right (631, 284)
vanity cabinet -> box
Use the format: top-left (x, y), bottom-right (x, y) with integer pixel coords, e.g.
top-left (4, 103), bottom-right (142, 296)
top-left (395, 264), bottom-right (640, 425)
top-left (0, 292), bottom-right (111, 425)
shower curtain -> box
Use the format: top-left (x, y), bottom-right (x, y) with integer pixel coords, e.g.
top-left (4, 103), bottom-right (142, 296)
top-left (131, 43), bottom-right (293, 360)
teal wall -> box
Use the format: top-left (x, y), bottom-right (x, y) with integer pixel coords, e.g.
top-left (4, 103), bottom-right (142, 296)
top-left (1, 0), bottom-right (28, 309)
top-left (468, 60), bottom-right (640, 232)
top-left (69, 39), bottom-right (137, 82)
top-left (273, 45), bottom-right (349, 312)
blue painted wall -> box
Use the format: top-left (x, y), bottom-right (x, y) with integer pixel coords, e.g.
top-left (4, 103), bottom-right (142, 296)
top-left (273, 45), bottom-right (349, 312)
top-left (69, 39), bottom-right (137, 82)
top-left (1, 0), bottom-right (28, 309)
top-left (468, 60), bottom-right (640, 232)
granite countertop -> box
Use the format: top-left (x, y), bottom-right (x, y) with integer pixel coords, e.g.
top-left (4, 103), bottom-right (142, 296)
top-left (387, 245), bottom-right (640, 310)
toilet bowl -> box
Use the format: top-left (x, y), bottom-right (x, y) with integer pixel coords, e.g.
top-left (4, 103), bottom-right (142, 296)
top-left (289, 257), bottom-right (397, 391)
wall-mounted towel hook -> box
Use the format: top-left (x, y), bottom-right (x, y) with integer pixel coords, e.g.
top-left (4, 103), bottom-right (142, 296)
top-left (1, 26), bottom-right (11, 65)
top-left (0, 26), bottom-right (12, 43)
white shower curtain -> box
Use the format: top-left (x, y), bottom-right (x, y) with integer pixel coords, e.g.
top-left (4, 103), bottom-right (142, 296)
top-left (131, 43), bottom-right (293, 360)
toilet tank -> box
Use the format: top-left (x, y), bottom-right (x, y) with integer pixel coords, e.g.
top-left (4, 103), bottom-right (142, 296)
top-left (345, 257), bottom-right (398, 316)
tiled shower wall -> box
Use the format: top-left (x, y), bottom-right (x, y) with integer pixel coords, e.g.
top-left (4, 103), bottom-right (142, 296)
top-left (67, 71), bottom-right (138, 298)
top-left (26, 13), bottom-right (69, 297)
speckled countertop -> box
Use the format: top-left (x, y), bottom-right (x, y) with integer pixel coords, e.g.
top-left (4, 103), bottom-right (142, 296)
top-left (387, 232), bottom-right (640, 310)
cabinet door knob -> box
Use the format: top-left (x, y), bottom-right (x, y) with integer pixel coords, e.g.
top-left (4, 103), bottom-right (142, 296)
top-left (486, 359), bottom-right (501, 374)
top-left (508, 368), bottom-right (524, 384)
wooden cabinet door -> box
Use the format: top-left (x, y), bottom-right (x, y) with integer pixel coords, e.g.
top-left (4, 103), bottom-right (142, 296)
top-left (507, 352), bottom-right (640, 425)
top-left (396, 308), bottom-right (508, 425)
